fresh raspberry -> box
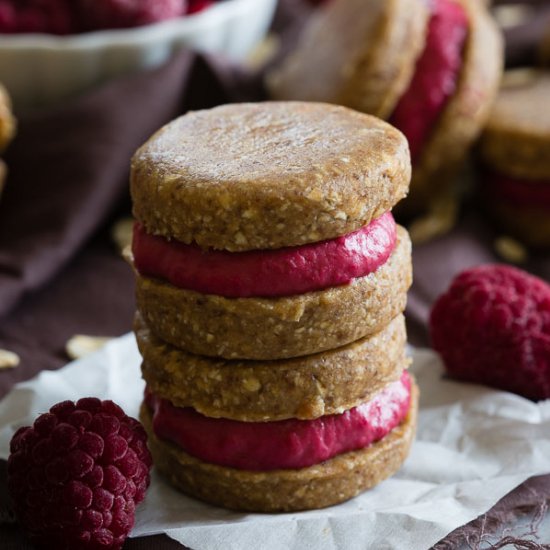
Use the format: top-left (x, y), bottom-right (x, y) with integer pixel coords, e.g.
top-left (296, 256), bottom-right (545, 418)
top-left (8, 398), bottom-right (152, 550)
top-left (430, 265), bottom-right (550, 401)
top-left (186, 0), bottom-right (214, 14)
top-left (76, 0), bottom-right (186, 31)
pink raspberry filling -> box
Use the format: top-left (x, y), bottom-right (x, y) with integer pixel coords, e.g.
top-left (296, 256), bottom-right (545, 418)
top-left (132, 212), bottom-right (397, 298)
top-left (390, 0), bottom-right (468, 162)
top-left (145, 371), bottom-right (411, 471)
top-left (485, 171), bottom-right (550, 209)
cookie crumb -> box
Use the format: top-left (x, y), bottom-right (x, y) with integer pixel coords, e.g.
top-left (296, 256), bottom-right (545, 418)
top-left (0, 349), bottom-right (19, 369)
top-left (246, 34), bottom-right (279, 70)
top-left (111, 217), bottom-right (134, 252)
top-left (409, 195), bottom-right (457, 245)
top-left (500, 68), bottom-right (539, 90)
top-left (493, 4), bottom-right (534, 29)
top-left (66, 335), bottom-right (112, 360)
top-left (494, 236), bottom-right (528, 264)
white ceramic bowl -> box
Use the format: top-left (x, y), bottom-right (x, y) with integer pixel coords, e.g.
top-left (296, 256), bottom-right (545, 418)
top-left (0, 0), bottom-right (277, 109)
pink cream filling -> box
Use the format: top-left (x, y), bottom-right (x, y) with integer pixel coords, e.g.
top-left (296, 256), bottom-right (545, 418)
top-left (132, 212), bottom-right (397, 298)
top-left (145, 371), bottom-right (412, 471)
top-left (390, 0), bottom-right (468, 162)
top-left (485, 171), bottom-right (550, 209)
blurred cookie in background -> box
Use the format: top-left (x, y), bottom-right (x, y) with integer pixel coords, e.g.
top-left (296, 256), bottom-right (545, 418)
top-left (478, 69), bottom-right (550, 248)
top-left (0, 83), bottom-right (15, 197)
top-left (268, 0), bottom-right (503, 220)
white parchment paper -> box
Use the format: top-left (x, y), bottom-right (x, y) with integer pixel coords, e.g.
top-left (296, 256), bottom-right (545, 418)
top-left (1, 334), bottom-right (550, 550)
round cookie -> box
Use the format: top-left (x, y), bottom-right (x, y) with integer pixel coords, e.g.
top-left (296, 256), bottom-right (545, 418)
top-left (140, 380), bottom-right (418, 513)
top-left (478, 70), bottom-right (550, 246)
top-left (131, 102), bottom-right (410, 252)
top-left (132, 225), bottom-right (412, 360)
top-left (268, 0), bottom-right (502, 215)
top-left (136, 313), bottom-right (408, 421)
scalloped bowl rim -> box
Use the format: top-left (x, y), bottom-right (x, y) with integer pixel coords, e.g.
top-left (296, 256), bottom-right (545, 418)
top-left (0, 0), bottom-right (268, 50)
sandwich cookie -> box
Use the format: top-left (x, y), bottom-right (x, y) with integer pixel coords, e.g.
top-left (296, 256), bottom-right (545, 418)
top-left (269, 0), bottom-right (503, 213)
top-left (140, 375), bottom-right (418, 512)
top-left (478, 70), bottom-right (550, 247)
top-left (136, 312), bottom-right (408, 421)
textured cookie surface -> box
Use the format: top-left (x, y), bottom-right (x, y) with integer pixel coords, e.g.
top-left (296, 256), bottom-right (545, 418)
top-left (134, 226), bottom-right (412, 360)
top-left (140, 380), bottom-right (418, 513)
top-left (137, 313), bottom-right (407, 421)
top-left (131, 102), bottom-right (410, 251)
top-left (479, 71), bottom-right (550, 180)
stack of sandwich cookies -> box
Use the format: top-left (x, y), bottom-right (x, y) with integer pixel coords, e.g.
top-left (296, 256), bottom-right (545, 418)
top-left (478, 71), bottom-right (550, 247)
top-left (268, 0), bottom-right (502, 213)
top-left (130, 102), bottom-right (417, 512)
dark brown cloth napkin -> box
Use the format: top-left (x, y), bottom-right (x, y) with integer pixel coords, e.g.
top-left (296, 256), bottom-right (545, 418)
top-left (1, 0), bottom-right (550, 548)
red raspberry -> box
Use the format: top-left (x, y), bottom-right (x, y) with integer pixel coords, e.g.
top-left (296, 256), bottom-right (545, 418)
top-left (76, 0), bottom-right (186, 31)
top-left (430, 264), bottom-right (550, 401)
top-left (8, 398), bottom-right (152, 550)
top-left (186, 0), bottom-right (214, 15)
